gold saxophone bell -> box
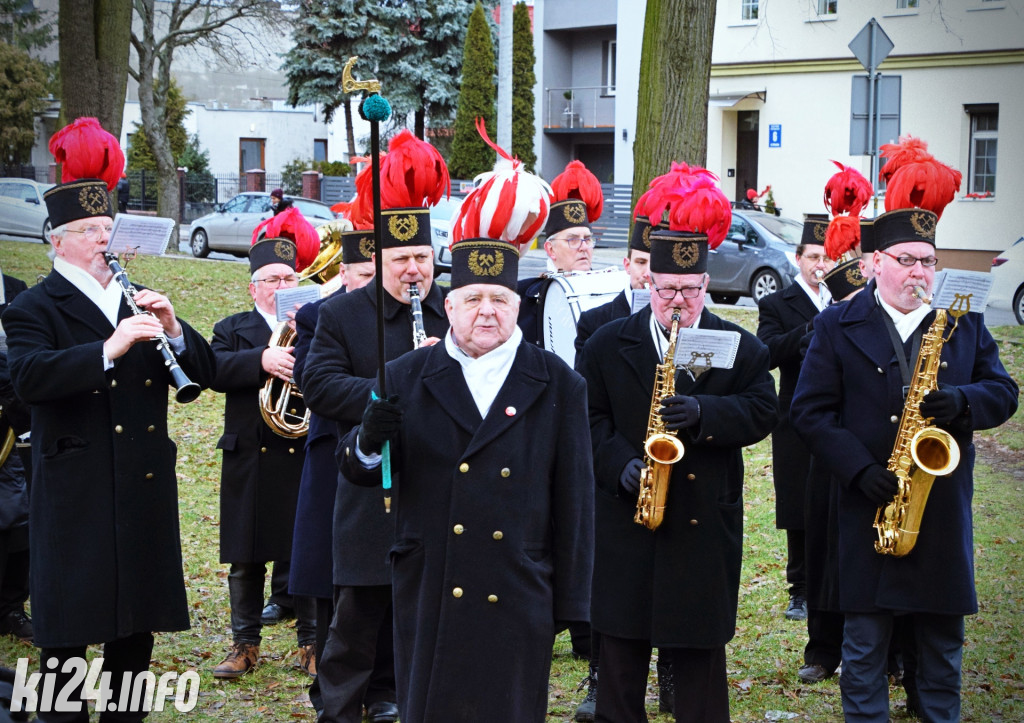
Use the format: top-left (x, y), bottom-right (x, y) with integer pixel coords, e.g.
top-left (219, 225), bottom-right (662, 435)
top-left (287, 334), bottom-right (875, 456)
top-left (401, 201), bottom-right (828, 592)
top-left (259, 322), bottom-right (310, 438)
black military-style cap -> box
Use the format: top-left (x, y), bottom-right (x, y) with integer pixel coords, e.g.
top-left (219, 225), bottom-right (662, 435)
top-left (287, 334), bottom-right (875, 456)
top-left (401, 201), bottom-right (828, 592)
top-left (44, 179), bottom-right (113, 228)
top-left (649, 230), bottom-right (708, 275)
top-left (801, 214), bottom-right (830, 247)
top-left (380, 207), bottom-right (432, 248)
top-left (629, 216), bottom-right (668, 253)
top-left (249, 238), bottom-right (297, 274)
top-left (873, 208), bottom-right (937, 251)
top-left (450, 239), bottom-right (519, 292)
top-left (823, 257), bottom-right (867, 301)
top-left (342, 229), bottom-right (375, 265)
top-left (543, 199), bottom-right (590, 237)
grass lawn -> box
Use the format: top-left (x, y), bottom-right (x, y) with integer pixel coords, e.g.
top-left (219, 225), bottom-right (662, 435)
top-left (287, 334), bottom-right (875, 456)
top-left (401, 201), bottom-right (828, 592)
top-left (1, 240), bottom-right (1021, 721)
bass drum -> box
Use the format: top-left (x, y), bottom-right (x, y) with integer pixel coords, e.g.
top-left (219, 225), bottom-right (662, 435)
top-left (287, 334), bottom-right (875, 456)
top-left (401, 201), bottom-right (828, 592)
top-left (539, 269), bottom-right (629, 365)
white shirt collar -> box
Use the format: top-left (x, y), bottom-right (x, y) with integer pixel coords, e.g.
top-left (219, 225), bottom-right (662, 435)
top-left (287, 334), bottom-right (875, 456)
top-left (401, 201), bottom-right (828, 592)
top-left (53, 255), bottom-right (123, 327)
top-left (444, 324), bottom-right (523, 418)
top-left (795, 274), bottom-right (830, 312)
top-left (255, 304), bottom-right (278, 330)
top-left (875, 289), bottom-right (932, 342)
top-left (649, 307), bottom-right (699, 358)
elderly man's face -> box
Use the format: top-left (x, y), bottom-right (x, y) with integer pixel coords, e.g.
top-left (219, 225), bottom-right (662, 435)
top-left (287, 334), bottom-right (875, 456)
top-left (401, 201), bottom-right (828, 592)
top-left (53, 215), bottom-right (114, 283)
top-left (249, 262), bottom-right (298, 315)
top-left (873, 241), bottom-right (936, 314)
top-left (444, 284), bottom-right (521, 359)
top-left (649, 272), bottom-right (708, 329)
top-left (381, 246), bottom-right (434, 303)
top-left (344, 261), bottom-right (375, 290)
top-left (544, 226), bottom-right (593, 272)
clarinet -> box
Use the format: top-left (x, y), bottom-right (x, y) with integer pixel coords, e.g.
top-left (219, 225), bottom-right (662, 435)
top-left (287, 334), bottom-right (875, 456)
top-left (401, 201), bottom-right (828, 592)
top-left (409, 283), bottom-right (427, 348)
top-left (104, 253), bottom-right (202, 404)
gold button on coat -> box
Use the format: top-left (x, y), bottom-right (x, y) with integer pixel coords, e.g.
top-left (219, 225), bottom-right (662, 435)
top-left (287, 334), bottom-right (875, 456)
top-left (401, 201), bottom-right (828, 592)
top-left (492, 531), bottom-right (503, 540)
top-left (147, 425), bottom-right (155, 432)
top-left (454, 524), bottom-right (464, 535)
top-left (110, 379), bottom-right (118, 388)
top-left (289, 447), bottom-right (295, 454)
top-left (114, 425), bottom-right (123, 433)
top-left (890, 415), bottom-right (899, 423)
top-left (940, 361), bottom-right (948, 369)
top-left (452, 587), bottom-right (463, 598)
top-left (500, 468), bottom-right (510, 478)
top-left (687, 473), bottom-right (696, 480)
top-left (261, 447), bottom-right (267, 453)
top-left (145, 379), bottom-right (152, 386)
top-left (487, 595), bottom-right (498, 603)
top-left (689, 519), bottom-right (698, 525)
top-left (145, 473), bottom-right (153, 480)
top-left (459, 462), bottom-right (469, 473)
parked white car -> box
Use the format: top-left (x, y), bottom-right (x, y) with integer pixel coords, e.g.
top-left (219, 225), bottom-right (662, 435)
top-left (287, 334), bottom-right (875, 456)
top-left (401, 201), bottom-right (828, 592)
top-left (990, 237), bottom-right (1024, 325)
top-left (0, 178), bottom-right (53, 242)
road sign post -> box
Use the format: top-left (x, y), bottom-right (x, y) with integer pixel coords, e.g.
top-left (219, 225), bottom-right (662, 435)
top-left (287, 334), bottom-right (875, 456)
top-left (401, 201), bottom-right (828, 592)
top-left (849, 18), bottom-right (895, 215)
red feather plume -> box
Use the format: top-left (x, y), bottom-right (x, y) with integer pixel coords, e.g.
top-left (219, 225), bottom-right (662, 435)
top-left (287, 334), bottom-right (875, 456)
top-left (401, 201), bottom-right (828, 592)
top-left (824, 160), bottom-right (872, 217)
top-left (379, 130), bottom-right (450, 209)
top-left (634, 164), bottom-right (730, 249)
top-left (550, 160), bottom-right (604, 222)
top-left (884, 158), bottom-right (962, 218)
top-left (250, 206), bottom-right (320, 272)
top-left (49, 117), bottom-right (125, 191)
top-left (350, 157), bottom-right (383, 229)
top-left (825, 216), bottom-right (861, 261)
top-left (878, 135), bottom-right (932, 185)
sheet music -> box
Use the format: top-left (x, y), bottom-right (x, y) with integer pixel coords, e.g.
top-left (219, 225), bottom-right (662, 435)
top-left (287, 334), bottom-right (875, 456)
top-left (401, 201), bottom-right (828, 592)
top-left (630, 288), bottom-right (650, 314)
top-left (673, 328), bottom-right (741, 371)
top-left (930, 269), bottom-right (992, 314)
top-left (274, 285), bottom-right (321, 321)
top-left (106, 213), bottom-right (176, 256)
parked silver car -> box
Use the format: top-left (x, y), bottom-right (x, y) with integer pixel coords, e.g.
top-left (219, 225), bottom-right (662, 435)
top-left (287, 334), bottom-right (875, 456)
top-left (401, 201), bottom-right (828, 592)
top-left (990, 236), bottom-right (1023, 325)
top-left (708, 209), bottom-right (802, 304)
top-left (0, 178), bottom-right (53, 242)
top-left (188, 192), bottom-right (336, 258)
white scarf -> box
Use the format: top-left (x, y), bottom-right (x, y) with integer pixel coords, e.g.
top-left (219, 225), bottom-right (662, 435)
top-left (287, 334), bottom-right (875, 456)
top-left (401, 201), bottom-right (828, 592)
top-left (875, 289), bottom-right (933, 342)
top-left (649, 308), bottom-right (699, 358)
top-left (445, 324), bottom-right (523, 418)
top-left (54, 255), bottom-right (124, 328)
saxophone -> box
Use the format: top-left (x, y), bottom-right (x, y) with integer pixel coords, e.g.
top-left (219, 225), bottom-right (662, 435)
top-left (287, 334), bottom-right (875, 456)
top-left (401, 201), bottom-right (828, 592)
top-left (873, 296), bottom-right (961, 556)
top-left (635, 309), bottom-right (686, 530)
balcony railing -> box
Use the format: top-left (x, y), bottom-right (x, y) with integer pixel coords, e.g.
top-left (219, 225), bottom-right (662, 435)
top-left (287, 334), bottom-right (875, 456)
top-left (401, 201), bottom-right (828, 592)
top-left (545, 86), bottom-right (616, 130)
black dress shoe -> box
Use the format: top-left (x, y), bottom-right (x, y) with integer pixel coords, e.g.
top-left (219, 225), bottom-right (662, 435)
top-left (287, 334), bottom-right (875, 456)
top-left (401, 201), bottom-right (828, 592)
top-left (0, 610), bottom-right (33, 642)
top-left (366, 700), bottom-right (399, 722)
top-left (260, 602), bottom-right (294, 625)
top-left (785, 594), bottom-right (808, 621)
top-left (798, 663), bottom-right (833, 683)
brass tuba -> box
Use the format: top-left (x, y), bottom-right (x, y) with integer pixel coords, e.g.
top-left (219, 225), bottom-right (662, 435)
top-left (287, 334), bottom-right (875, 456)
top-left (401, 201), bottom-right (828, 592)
top-left (635, 309), bottom-right (685, 530)
top-left (259, 322), bottom-right (309, 438)
top-left (873, 292), bottom-right (966, 556)
top-left (299, 219), bottom-right (351, 284)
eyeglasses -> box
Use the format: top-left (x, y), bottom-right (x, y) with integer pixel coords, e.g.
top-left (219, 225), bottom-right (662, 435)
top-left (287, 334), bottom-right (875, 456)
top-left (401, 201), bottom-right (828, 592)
top-left (879, 250), bottom-right (938, 268)
top-left (652, 282), bottom-right (705, 300)
top-left (254, 275), bottom-right (299, 287)
top-left (555, 234), bottom-right (595, 249)
top-left (801, 253), bottom-right (832, 264)
top-left (66, 224), bottom-right (113, 242)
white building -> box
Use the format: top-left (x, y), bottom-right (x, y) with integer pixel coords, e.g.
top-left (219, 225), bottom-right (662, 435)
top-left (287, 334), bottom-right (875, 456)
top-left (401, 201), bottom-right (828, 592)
top-left (533, 0), bottom-right (1024, 268)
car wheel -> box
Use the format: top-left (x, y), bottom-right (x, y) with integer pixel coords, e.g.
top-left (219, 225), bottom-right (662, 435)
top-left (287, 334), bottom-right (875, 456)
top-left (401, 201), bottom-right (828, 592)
top-left (711, 293), bottom-right (739, 305)
top-left (750, 269), bottom-right (781, 302)
top-left (1013, 284), bottom-right (1024, 325)
top-left (190, 228), bottom-right (210, 258)
top-left (41, 218), bottom-right (51, 244)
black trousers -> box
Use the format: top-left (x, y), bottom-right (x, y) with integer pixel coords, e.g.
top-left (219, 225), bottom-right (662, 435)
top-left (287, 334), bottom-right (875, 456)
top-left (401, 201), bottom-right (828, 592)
top-left (595, 633), bottom-right (728, 723)
top-left (227, 561), bottom-right (315, 645)
top-left (316, 585), bottom-right (396, 723)
top-left (308, 595), bottom-right (335, 715)
top-left (0, 525), bottom-right (29, 617)
top-left (36, 632), bottom-right (154, 723)
top-left (804, 608), bottom-right (844, 671)
top-left (786, 528), bottom-right (806, 597)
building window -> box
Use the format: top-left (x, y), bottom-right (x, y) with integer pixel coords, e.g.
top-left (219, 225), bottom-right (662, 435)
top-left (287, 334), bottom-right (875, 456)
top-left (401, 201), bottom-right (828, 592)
top-left (966, 105), bottom-right (997, 196)
top-left (314, 139), bottom-right (327, 163)
top-left (817, 0), bottom-right (838, 14)
top-left (897, 0), bottom-right (918, 8)
top-left (742, 0), bottom-right (759, 20)
top-left (239, 138), bottom-right (265, 177)
top-left (602, 40), bottom-right (616, 95)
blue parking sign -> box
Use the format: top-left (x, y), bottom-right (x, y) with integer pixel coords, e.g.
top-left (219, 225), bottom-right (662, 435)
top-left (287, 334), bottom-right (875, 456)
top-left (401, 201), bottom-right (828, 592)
top-left (769, 124), bottom-right (782, 148)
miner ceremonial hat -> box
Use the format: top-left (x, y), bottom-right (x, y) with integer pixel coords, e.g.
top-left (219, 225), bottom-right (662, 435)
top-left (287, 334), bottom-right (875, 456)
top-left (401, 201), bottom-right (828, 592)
top-left (823, 257), bottom-right (867, 301)
top-left (649, 230), bottom-right (710, 275)
top-left (342, 228), bottom-right (375, 265)
top-left (450, 239), bottom-right (519, 292)
top-left (629, 216), bottom-right (668, 254)
top-left (44, 117), bottom-right (125, 228)
top-left (544, 160), bottom-right (604, 237)
top-left (249, 238), bottom-right (297, 274)
top-left (801, 214), bottom-right (830, 248)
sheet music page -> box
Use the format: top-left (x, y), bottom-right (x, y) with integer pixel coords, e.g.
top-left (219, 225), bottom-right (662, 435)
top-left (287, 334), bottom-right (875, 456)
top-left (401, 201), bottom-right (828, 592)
top-left (106, 213), bottom-right (176, 256)
top-left (930, 269), bottom-right (992, 314)
top-left (672, 328), bottom-right (741, 370)
top-left (274, 285), bottom-right (321, 321)
top-left (630, 289), bottom-right (650, 314)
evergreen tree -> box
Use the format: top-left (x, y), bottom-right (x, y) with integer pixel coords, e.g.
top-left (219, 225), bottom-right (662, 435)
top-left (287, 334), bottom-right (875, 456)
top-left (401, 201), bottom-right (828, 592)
top-left (127, 81), bottom-right (190, 172)
top-left (448, 2), bottom-right (496, 179)
top-left (0, 41), bottom-right (48, 166)
top-left (0, 0), bottom-right (53, 53)
top-left (179, 133), bottom-right (215, 203)
top-left (510, 1), bottom-right (536, 172)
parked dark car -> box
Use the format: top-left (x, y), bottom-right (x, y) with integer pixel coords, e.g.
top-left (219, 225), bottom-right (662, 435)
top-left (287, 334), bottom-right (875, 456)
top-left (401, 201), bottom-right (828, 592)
top-left (708, 209), bottom-right (802, 304)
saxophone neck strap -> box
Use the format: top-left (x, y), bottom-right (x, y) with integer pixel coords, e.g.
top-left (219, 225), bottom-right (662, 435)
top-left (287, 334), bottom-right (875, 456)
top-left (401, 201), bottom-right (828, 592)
top-left (878, 307), bottom-right (924, 392)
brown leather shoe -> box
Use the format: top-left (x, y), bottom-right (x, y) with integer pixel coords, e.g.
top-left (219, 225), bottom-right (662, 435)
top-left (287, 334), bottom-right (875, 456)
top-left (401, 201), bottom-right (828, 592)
top-left (298, 643), bottom-right (316, 676)
top-left (213, 642), bottom-right (259, 679)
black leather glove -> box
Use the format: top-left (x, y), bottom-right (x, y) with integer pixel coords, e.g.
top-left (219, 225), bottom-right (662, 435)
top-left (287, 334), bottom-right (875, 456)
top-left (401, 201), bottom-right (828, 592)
top-left (659, 395), bottom-right (701, 430)
top-left (619, 458), bottom-right (644, 495)
top-left (357, 395), bottom-right (402, 455)
top-left (854, 465), bottom-right (900, 506)
top-left (919, 385), bottom-right (966, 424)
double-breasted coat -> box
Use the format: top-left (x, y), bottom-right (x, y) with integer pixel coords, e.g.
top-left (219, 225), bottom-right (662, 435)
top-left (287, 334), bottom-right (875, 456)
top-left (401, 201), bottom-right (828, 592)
top-left (341, 340), bottom-right (594, 723)
top-left (756, 283), bottom-right (820, 529)
top-left (578, 306), bottom-right (778, 647)
top-left (211, 309), bottom-right (306, 563)
top-left (2, 272), bottom-right (215, 647)
top-left (790, 283), bottom-right (1018, 614)
top-left (288, 296), bottom-right (338, 599)
top-left (303, 280), bottom-right (449, 586)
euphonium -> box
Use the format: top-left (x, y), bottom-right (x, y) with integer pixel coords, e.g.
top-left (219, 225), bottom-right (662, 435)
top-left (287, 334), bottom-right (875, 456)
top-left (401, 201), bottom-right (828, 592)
top-left (299, 219), bottom-right (349, 284)
top-left (259, 322), bottom-right (310, 438)
top-left (635, 309), bottom-right (686, 530)
top-left (873, 301), bottom-right (961, 556)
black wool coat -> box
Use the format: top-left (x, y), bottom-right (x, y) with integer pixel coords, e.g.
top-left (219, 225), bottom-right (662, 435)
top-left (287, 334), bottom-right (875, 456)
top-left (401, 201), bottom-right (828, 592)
top-left (579, 306), bottom-right (778, 647)
top-left (2, 271), bottom-right (215, 647)
top-left (1, 273), bottom-right (28, 317)
top-left (573, 290), bottom-right (630, 368)
top-left (791, 283), bottom-right (1018, 613)
top-left (211, 309), bottom-right (306, 563)
top-left (341, 341), bottom-right (594, 723)
top-left (303, 279), bottom-right (449, 586)
top-left (288, 296), bottom-right (338, 599)
top-left (756, 283), bottom-right (820, 529)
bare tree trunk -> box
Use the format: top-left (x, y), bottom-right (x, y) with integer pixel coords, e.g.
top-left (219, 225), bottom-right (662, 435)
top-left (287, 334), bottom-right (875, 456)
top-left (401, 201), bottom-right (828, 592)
top-left (414, 109), bottom-right (425, 141)
top-left (58, 0), bottom-right (131, 137)
top-left (344, 99), bottom-right (356, 158)
top-left (631, 0), bottom-right (717, 208)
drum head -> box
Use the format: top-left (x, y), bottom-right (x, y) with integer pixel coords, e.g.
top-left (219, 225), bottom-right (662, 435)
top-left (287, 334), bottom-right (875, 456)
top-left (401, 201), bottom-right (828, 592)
top-left (540, 269), bottom-right (628, 365)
